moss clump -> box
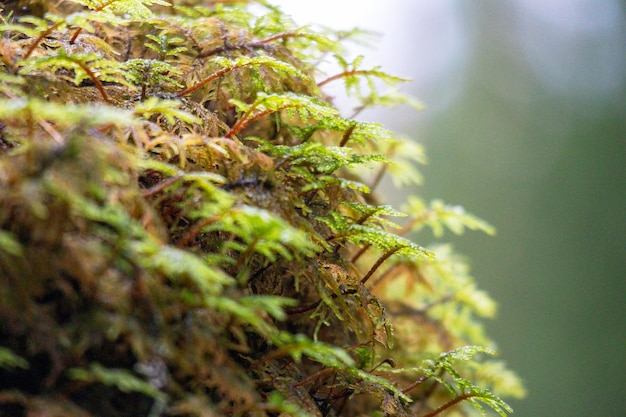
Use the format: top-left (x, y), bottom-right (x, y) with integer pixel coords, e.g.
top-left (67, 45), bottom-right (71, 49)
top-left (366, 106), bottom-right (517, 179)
top-left (0, 1), bottom-right (524, 416)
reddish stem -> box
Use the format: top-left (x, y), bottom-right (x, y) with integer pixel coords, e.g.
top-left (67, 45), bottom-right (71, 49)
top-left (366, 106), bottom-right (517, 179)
top-left (398, 210), bottom-right (432, 236)
top-left (257, 31), bottom-right (300, 45)
top-left (142, 175), bottom-right (183, 198)
top-left (24, 21), bottom-right (63, 59)
top-left (368, 263), bottom-right (399, 290)
top-left (317, 69), bottom-right (377, 88)
top-left (199, 31), bottom-right (307, 58)
top-left (71, 58), bottom-right (110, 103)
top-left (293, 367), bottom-right (336, 387)
top-left (224, 101), bottom-right (259, 139)
top-left (77, 0), bottom-right (120, 44)
top-left (355, 208), bottom-right (381, 226)
top-left (175, 61), bottom-right (256, 98)
top-left (176, 215), bottom-right (220, 248)
top-left (360, 246), bottom-right (404, 285)
top-left (351, 243), bottom-right (371, 263)
top-left (70, 28), bottom-right (81, 44)
top-left (225, 103), bottom-right (294, 139)
top-left (285, 299), bottom-right (321, 315)
top-left (401, 374), bottom-right (429, 394)
top-left (421, 393), bottom-right (478, 417)
top-left (338, 123), bottom-right (356, 147)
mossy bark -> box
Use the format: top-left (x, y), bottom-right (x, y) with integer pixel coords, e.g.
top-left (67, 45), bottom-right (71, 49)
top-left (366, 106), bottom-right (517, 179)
top-left (0, 1), bottom-right (523, 416)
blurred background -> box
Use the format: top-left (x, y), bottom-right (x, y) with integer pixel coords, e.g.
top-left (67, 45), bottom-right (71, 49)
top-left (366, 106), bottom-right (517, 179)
top-left (271, 1), bottom-right (626, 416)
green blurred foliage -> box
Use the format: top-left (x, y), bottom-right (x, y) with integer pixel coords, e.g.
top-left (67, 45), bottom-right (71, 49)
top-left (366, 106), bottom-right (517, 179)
top-left (403, 1), bottom-right (626, 416)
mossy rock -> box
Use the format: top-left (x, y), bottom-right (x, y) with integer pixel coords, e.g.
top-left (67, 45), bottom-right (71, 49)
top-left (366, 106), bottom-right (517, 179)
top-left (0, 1), bottom-right (523, 416)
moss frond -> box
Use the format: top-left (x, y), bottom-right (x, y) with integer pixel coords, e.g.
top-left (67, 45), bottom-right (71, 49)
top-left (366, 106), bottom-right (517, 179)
top-left (0, 1), bottom-right (523, 416)
top-left (0, 347), bottom-right (29, 369)
top-left (403, 196), bottom-right (496, 237)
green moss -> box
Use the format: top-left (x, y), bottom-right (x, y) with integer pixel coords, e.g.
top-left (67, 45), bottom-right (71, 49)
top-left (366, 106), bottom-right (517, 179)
top-left (0, 1), bottom-right (524, 416)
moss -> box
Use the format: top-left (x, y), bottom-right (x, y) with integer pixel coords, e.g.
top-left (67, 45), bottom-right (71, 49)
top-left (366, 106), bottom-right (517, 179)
top-left (0, 1), bottom-right (524, 416)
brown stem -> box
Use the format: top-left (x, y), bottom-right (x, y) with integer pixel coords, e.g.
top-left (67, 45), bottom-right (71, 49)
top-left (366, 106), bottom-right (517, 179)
top-left (355, 208), bottom-right (380, 226)
top-left (142, 175), bottom-right (183, 198)
top-left (37, 118), bottom-right (63, 144)
top-left (401, 374), bottom-right (429, 394)
top-left (175, 61), bottom-right (257, 98)
top-left (370, 357), bottom-right (395, 372)
top-left (176, 215), bottom-right (220, 248)
top-left (256, 31), bottom-right (300, 45)
top-left (420, 393), bottom-right (478, 417)
top-left (224, 101), bottom-right (259, 139)
top-left (71, 0), bottom-right (117, 43)
top-left (412, 375), bottom-right (441, 416)
top-left (71, 58), bottom-right (110, 103)
top-left (199, 31), bottom-right (307, 58)
top-left (368, 263), bottom-right (399, 289)
top-left (398, 210), bottom-right (432, 236)
top-left (360, 246), bottom-right (404, 284)
top-left (285, 299), bottom-right (321, 315)
top-left (226, 103), bottom-right (293, 139)
top-left (293, 367), bottom-right (336, 387)
top-left (351, 243), bottom-right (371, 263)
top-left (339, 123), bottom-right (356, 147)
top-left (70, 28), bottom-right (82, 44)
top-left (317, 69), bottom-right (376, 88)
top-left (78, 65), bottom-right (109, 103)
top-left (24, 21), bottom-right (63, 59)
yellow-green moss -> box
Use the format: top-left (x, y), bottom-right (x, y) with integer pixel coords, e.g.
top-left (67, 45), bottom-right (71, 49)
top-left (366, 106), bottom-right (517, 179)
top-left (0, 1), bottom-right (524, 416)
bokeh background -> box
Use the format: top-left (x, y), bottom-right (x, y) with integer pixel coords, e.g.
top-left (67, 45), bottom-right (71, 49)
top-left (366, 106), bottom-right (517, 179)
top-left (270, 1), bottom-right (626, 416)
